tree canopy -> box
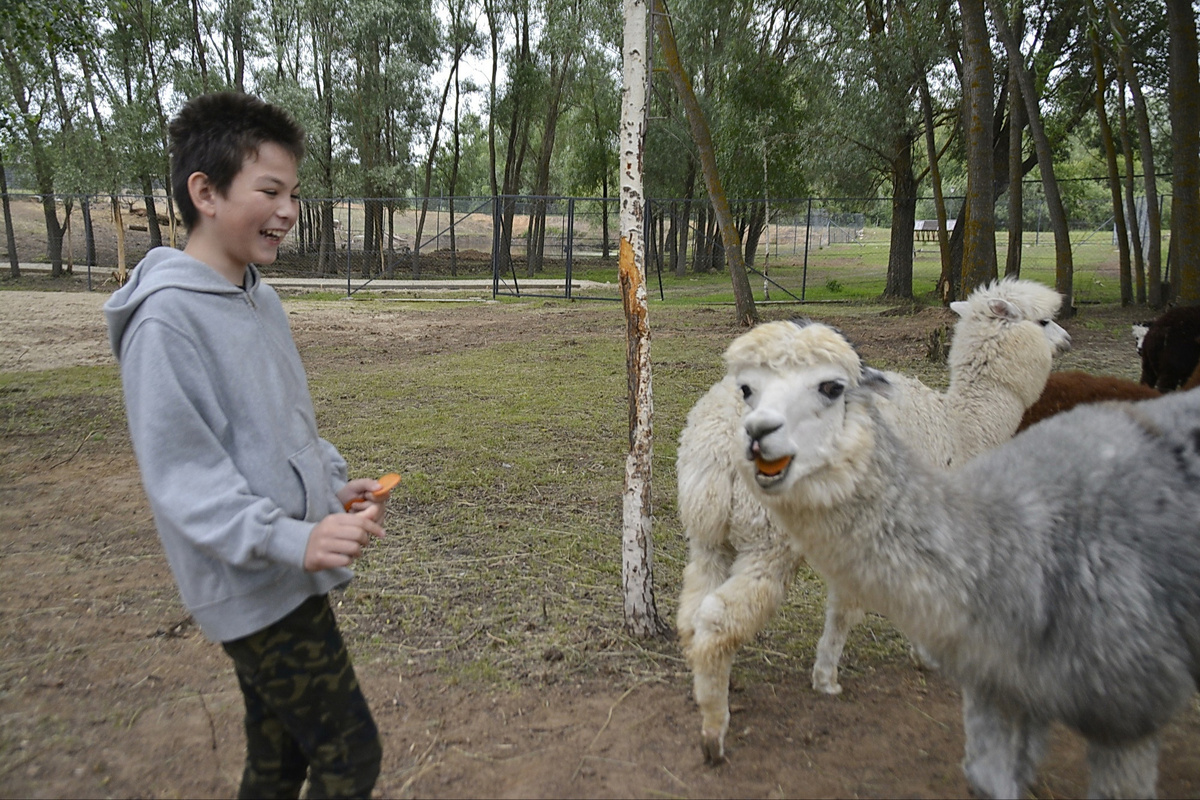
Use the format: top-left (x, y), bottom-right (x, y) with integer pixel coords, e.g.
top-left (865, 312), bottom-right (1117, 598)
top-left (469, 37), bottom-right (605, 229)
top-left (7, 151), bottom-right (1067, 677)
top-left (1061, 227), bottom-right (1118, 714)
top-left (1, 0), bottom-right (1197, 302)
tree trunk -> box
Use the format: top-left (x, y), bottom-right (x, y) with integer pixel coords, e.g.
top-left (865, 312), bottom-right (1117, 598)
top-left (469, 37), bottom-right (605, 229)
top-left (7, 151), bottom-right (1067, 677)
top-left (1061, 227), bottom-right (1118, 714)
top-left (189, 0), bottom-right (209, 89)
top-left (449, 48), bottom-right (463, 278)
top-left (959, 0), bottom-right (997, 295)
top-left (1090, 25), bottom-right (1133, 305)
top-left (692, 203), bottom-right (707, 273)
top-left (141, 178), bottom-right (163, 249)
top-left (1166, 0), bottom-right (1200, 302)
top-left (1005, 9), bottom-right (1024, 279)
top-left (884, 139), bottom-right (917, 300)
top-left (1116, 67), bottom-right (1147, 304)
top-left (618, 0), bottom-right (666, 639)
top-left (528, 54), bottom-right (572, 277)
top-left (0, 156), bottom-right (16, 276)
top-left (416, 58), bottom-right (458, 280)
top-left (651, 0), bottom-right (757, 326)
top-left (1106, 0), bottom-right (1163, 306)
top-left (916, 71), bottom-right (953, 297)
top-left (82, 196), bottom-right (95, 268)
top-left (987, 0), bottom-right (1075, 312)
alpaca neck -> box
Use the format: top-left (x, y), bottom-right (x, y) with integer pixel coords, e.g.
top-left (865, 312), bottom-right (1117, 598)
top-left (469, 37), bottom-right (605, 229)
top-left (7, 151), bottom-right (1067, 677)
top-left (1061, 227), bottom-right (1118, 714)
top-left (944, 378), bottom-right (1027, 456)
top-left (769, 410), bottom-right (978, 652)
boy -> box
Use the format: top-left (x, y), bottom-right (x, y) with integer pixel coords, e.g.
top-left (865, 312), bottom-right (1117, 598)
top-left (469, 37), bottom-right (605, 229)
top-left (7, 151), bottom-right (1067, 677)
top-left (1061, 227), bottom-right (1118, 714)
top-left (104, 92), bottom-right (385, 799)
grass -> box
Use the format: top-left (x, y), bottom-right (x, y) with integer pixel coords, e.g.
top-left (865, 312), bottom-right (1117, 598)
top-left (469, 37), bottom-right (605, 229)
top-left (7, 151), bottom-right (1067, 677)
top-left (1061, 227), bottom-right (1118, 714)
top-left (0, 237), bottom-right (1143, 691)
top-left (407, 228), bottom-right (1135, 309)
top-left (288, 300), bottom-right (909, 689)
top-left (0, 367), bottom-right (126, 469)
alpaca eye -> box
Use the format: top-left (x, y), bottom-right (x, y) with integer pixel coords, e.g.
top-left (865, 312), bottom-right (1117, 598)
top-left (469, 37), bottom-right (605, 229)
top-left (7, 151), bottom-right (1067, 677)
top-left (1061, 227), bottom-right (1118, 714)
top-left (740, 384), bottom-right (752, 400)
top-left (818, 381), bottom-right (845, 400)
top-left (1039, 319), bottom-right (1050, 327)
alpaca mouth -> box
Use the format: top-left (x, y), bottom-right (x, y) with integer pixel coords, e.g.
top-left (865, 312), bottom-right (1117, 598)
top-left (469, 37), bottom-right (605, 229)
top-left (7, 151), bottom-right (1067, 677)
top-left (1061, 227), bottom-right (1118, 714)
top-left (753, 454), bottom-right (792, 487)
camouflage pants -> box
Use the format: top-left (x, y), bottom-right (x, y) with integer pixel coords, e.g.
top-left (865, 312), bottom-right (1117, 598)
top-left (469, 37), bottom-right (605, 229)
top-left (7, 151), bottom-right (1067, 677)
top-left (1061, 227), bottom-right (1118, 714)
top-left (222, 594), bottom-right (382, 799)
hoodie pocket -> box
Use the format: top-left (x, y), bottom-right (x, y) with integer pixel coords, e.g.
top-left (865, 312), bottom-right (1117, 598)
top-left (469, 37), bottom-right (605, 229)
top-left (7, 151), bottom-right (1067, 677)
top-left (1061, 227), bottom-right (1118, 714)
top-left (288, 442), bottom-right (332, 521)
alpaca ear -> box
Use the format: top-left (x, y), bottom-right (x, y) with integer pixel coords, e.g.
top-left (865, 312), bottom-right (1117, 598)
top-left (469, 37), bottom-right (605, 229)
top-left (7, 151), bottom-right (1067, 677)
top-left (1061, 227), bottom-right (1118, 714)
top-left (858, 365), bottom-right (891, 396)
top-left (987, 297), bottom-right (1019, 320)
top-left (950, 301), bottom-right (969, 318)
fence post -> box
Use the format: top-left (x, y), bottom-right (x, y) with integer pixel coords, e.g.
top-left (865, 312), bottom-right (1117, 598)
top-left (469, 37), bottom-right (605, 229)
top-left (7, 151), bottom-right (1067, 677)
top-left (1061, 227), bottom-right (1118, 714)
top-left (491, 196), bottom-right (500, 298)
top-left (565, 197), bottom-right (575, 300)
top-left (801, 197), bottom-right (812, 301)
top-left (345, 199), bottom-right (352, 297)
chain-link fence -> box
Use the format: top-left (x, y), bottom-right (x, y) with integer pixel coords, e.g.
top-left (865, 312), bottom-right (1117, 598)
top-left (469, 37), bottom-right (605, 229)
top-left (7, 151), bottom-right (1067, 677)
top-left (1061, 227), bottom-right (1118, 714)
top-left (2, 189), bottom-right (1168, 303)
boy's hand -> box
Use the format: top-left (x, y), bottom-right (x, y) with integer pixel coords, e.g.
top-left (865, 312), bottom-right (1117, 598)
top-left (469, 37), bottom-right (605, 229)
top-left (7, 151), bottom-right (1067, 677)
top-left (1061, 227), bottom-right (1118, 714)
top-left (304, 509), bottom-right (385, 572)
top-left (337, 477), bottom-right (393, 522)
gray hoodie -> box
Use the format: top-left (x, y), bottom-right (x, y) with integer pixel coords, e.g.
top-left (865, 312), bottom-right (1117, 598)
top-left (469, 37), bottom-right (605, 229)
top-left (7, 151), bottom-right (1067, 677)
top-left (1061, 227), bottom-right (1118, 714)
top-left (104, 247), bottom-right (352, 641)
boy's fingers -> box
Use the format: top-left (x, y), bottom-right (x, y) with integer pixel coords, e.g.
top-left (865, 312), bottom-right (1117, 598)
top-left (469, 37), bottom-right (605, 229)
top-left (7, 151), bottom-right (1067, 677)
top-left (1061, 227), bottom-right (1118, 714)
top-left (353, 507), bottom-right (387, 535)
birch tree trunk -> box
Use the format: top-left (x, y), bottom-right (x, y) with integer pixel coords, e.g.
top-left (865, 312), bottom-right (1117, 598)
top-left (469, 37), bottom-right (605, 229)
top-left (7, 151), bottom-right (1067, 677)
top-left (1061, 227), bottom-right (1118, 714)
top-left (619, 0), bottom-right (665, 638)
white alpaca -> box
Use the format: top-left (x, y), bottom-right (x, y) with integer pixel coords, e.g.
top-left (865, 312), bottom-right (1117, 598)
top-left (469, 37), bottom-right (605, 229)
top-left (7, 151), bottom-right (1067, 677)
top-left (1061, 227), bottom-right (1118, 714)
top-left (729, 319), bottom-right (1200, 799)
top-left (676, 279), bottom-right (1069, 764)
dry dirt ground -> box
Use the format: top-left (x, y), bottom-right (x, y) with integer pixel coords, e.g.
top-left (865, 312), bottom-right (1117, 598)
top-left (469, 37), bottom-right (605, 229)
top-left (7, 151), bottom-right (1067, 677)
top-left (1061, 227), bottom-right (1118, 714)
top-left (2, 279), bottom-right (1199, 799)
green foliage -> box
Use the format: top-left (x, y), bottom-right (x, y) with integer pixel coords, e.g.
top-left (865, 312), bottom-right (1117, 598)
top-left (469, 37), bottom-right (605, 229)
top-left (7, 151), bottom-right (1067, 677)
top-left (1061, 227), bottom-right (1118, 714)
top-left (0, 0), bottom-right (1187, 304)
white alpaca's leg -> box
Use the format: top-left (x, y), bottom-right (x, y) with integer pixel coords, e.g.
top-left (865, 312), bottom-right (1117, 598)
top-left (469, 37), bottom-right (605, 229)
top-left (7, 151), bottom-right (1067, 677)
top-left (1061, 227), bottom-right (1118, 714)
top-left (1085, 735), bottom-right (1159, 799)
top-left (690, 598), bottom-right (735, 766)
top-left (961, 687), bottom-right (1043, 799)
top-left (811, 587), bottom-right (865, 695)
top-left (686, 539), bottom-right (801, 764)
top-left (677, 548), bottom-right (732, 652)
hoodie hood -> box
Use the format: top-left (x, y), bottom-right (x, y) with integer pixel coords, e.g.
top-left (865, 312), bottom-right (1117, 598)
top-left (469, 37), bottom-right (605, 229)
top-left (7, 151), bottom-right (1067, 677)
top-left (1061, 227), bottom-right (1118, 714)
top-left (104, 247), bottom-right (259, 359)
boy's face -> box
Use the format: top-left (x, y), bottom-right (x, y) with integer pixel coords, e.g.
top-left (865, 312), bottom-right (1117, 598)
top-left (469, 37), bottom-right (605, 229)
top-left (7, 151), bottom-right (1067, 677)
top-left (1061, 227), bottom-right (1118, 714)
top-left (189, 142), bottom-right (300, 278)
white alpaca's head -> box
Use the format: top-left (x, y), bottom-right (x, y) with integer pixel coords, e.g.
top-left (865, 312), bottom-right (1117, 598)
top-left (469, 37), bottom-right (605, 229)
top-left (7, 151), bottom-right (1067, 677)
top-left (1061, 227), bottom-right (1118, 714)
top-left (950, 278), bottom-right (1071, 356)
top-left (946, 279), bottom-right (1070, 407)
top-left (725, 319), bottom-right (887, 504)
top-left (1132, 323), bottom-right (1149, 354)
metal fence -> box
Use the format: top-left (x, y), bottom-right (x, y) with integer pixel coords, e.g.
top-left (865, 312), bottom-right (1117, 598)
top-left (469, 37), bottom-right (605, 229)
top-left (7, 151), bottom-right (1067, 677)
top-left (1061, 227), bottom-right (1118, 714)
top-left (2, 190), bottom-right (1160, 303)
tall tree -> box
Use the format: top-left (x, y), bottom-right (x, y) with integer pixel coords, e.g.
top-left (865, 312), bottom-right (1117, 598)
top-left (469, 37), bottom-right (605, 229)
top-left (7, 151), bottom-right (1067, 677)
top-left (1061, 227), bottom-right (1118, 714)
top-left (0, 0), bottom-right (64, 274)
top-left (1003, 0), bottom-right (1023, 279)
top-left (958, 0), bottom-right (997, 294)
top-left (987, 0), bottom-right (1076, 311)
top-left (651, 0), bottom-right (757, 326)
top-left (619, 0), bottom-right (665, 638)
top-left (1088, 9), bottom-right (1133, 304)
top-left (1165, 0), bottom-right (1199, 302)
top-left (0, 140), bottom-right (18, 276)
top-left (1105, 0), bottom-right (1164, 306)
top-left (1115, 64), bottom-right (1147, 303)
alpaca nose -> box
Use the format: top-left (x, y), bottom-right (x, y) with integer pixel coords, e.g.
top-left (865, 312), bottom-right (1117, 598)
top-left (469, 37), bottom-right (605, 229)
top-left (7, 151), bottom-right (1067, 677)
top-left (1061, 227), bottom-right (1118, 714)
top-left (744, 416), bottom-right (783, 447)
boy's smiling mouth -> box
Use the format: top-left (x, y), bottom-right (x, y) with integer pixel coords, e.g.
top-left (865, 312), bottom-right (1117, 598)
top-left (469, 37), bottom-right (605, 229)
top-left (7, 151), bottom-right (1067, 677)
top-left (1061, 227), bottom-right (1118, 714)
top-left (261, 228), bottom-right (287, 242)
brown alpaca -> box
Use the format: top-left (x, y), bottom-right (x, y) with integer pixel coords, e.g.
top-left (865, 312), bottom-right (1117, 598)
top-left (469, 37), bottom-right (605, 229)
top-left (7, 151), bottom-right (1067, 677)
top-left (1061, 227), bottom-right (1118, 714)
top-left (1017, 370), bottom-right (1161, 433)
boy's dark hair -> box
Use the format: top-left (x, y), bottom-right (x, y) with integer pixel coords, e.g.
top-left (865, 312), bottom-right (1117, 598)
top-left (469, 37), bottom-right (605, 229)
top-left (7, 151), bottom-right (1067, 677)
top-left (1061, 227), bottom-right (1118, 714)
top-left (169, 92), bottom-right (305, 230)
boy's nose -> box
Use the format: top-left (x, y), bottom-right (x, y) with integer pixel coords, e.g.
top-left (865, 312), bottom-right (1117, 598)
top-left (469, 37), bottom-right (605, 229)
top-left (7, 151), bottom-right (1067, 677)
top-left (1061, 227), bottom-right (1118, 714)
top-left (278, 198), bottom-right (299, 222)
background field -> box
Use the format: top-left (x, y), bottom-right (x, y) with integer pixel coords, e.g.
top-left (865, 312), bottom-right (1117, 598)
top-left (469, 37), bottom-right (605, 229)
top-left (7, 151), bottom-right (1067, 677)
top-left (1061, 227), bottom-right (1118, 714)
top-left (1, 221), bottom-right (1197, 797)
top-left (2, 192), bottom-right (1145, 307)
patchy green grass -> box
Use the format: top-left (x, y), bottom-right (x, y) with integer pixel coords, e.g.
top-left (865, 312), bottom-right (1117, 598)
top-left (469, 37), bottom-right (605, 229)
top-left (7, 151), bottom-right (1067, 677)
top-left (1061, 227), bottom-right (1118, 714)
top-left (0, 366), bottom-right (126, 471)
top-left (290, 300), bottom-right (928, 689)
top-left (2, 285), bottom-right (1144, 694)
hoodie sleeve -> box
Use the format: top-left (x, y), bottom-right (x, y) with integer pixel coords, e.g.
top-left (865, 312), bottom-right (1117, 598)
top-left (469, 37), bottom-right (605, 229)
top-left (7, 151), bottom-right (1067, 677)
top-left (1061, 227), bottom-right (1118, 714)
top-left (120, 315), bottom-right (315, 570)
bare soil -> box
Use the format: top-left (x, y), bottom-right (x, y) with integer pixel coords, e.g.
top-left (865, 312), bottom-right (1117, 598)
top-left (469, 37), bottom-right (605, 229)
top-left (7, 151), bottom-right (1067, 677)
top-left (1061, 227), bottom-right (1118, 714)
top-left (2, 278), bottom-right (1198, 799)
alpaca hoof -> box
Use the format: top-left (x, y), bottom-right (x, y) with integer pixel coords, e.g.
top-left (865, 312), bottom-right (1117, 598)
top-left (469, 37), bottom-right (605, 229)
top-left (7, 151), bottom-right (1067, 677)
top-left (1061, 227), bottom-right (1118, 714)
top-left (812, 672), bottom-right (844, 696)
top-left (701, 731), bottom-right (726, 765)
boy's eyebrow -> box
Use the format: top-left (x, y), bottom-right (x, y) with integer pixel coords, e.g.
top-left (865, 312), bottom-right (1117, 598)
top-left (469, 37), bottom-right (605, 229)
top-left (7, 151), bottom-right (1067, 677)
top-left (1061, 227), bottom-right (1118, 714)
top-left (257, 175), bottom-right (301, 193)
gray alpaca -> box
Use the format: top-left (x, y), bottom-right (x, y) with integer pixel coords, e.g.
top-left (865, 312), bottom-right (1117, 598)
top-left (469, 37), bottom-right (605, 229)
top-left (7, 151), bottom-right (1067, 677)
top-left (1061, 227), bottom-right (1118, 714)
top-left (725, 319), bottom-right (1200, 799)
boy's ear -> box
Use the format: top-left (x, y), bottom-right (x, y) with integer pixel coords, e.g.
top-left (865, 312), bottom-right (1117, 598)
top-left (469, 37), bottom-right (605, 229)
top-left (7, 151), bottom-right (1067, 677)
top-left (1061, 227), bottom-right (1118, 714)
top-left (187, 171), bottom-right (218, 219)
